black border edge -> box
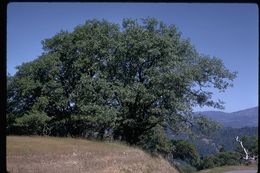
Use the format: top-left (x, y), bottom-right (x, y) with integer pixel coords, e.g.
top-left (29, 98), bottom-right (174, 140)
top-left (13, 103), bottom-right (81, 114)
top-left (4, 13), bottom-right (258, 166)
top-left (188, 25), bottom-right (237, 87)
top-left (1, 1), bottom-right (7, 172)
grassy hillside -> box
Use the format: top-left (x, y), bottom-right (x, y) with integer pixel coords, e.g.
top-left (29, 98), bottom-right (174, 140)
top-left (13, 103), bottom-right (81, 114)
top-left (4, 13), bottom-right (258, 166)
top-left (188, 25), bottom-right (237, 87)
top-left (7, 136), bottom-right (179, 173)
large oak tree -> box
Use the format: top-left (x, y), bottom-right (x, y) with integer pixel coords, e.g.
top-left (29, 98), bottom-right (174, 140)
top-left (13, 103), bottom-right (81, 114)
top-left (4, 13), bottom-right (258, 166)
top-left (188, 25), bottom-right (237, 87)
top-left (7, 18), bottom-right (236, 144)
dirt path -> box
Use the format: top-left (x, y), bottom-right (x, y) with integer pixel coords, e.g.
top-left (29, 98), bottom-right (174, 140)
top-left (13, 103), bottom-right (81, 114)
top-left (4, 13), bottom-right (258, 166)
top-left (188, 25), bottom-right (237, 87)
top-left (224, 170), bottom-right (257, 173)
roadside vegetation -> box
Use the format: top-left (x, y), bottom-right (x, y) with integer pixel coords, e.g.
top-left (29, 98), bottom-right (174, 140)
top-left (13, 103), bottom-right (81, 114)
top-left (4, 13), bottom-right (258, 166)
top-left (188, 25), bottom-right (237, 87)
top-left (197, 165), bottom-right (257, 173)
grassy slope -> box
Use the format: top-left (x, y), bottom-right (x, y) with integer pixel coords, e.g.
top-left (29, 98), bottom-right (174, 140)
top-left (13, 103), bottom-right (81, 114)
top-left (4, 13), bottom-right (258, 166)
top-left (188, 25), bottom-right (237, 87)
top-left (7, 136), bottom-right (179, 173)
top-left (197, 165), bottom-right (258, 173)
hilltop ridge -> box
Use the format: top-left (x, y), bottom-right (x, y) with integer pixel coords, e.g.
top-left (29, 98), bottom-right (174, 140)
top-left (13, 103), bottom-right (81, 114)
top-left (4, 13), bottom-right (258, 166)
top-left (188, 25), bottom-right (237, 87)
top-left (194, 107), bottom-right (258, 128)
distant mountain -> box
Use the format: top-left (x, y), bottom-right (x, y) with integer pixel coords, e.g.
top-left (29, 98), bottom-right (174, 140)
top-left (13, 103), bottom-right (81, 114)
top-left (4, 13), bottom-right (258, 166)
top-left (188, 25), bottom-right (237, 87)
top-left (167, 125), bottom-right (258, 156)
top-left (195, 107), bottom-right (258, 128)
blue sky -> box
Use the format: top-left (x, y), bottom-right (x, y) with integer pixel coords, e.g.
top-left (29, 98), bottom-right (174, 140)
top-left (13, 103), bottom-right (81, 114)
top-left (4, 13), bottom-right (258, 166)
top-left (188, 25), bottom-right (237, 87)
top-left (7, 3), bottom-right (258, 112)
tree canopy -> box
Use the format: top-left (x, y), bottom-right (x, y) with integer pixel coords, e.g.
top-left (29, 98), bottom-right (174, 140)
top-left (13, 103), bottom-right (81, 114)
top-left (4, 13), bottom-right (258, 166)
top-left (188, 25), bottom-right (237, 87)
top-left (7, 18), bottom-right (236, 145)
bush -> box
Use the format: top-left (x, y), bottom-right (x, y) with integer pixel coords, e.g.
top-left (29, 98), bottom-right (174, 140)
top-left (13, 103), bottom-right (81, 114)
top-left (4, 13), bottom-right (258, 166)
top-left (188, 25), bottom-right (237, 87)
top-left (201, 155), bottom-right (216, 169)
top-left (14, 111), bottom-right (50, 135)
top-left (171, 140), bottom-right (200, 165)
top-left (217, 152), bottom-right (240, 166)
top-left (173, 159), bottom-right (197, 173)
top-left (179, 164), bottom-right (197, 173)
top-left (138, 125), bottom-right (172, 156)
top-left (199, 152), bottom-right (240, 170)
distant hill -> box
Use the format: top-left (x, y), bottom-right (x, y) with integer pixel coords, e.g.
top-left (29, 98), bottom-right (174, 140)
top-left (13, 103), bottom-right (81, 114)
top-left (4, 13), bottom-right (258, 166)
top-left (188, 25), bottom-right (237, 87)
top-left (167, 107), bottom-right (258, 156)
top-left (168, 126), bottom-right (258, 156)
top-left (195, 107), bottom-right (258, 128)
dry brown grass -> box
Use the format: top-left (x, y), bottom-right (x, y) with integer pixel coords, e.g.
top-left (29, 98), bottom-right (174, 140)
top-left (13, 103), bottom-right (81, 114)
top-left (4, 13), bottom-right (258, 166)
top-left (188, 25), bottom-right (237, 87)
top-left (7, 136), bottom-right (179, 173)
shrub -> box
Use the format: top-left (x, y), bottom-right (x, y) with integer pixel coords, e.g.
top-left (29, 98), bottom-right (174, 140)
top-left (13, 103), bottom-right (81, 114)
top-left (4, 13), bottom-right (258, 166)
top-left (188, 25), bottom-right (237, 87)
top-left (199, 152), bottom-right (240, 170)
top-left (14, 111), bottom-right (50, 135)
top-left (173, 159), bottom-right (197, 173)
top-left (171, 140), bottom-right (200, 166)
top-left (138, 125), bottom-right (172, 156)
top-left (201, 155), bottom-right (216, 169)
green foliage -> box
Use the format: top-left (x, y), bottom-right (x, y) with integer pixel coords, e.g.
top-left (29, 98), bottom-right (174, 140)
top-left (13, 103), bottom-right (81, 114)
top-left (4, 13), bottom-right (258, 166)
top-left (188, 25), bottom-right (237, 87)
top-left (235, 135), bottom-right (258, 157)
top-left (199, 152), bottom-right (240, 170)
top-left (7, 18), bottom-right (236, 147)
top-left (219, 145), bottom-right (226, 153)
top-left (215, 152), bottom-right (240, 166)
top-left (174, 159), bottom-right (198, 173)
top-left (250, 137), bottom-right (258, 155)
top-left (171, 140), bottom-right (200, 165)
top-left (201, 155), bottom-right (216, 169)
top-left (138, 125), bottom-right (173, 156)
top-left (13, 111), bottom-right (51, 135)
top-left (179, 164), bottom-right (197, 173)
top-left (192, 116), bottom-right (222, 136)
